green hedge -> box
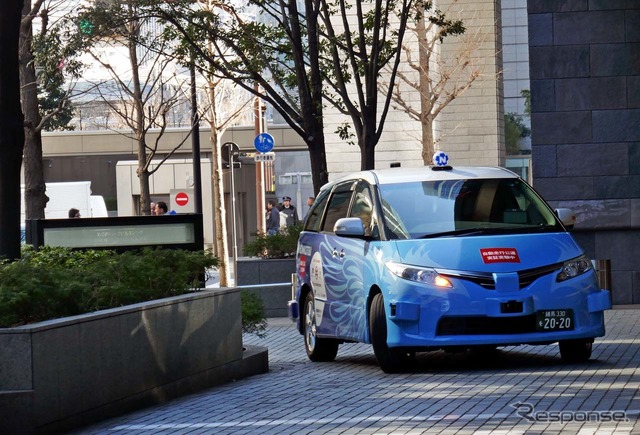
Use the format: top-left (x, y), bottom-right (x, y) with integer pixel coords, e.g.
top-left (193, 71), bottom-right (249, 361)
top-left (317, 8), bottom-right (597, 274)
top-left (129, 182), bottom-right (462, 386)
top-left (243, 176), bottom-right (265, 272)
top-left (243, 224), bottom-right (302, 259)
top-left (0, 246), bottom-right (266, 337)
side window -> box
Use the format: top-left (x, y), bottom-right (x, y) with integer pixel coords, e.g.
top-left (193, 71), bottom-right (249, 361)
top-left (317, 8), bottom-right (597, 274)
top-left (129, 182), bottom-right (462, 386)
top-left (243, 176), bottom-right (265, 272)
top-left (304, 188), bottom-right (331, 232)
top-left (321, 190), bottom-right (353, 233)
top-left (350, 182), bottom-right (378, 238)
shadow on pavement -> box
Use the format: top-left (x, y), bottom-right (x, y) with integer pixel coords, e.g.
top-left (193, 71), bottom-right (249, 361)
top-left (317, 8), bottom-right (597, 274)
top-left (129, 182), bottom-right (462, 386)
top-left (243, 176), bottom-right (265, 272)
top-left (333, 345), bottom-right (618, 374)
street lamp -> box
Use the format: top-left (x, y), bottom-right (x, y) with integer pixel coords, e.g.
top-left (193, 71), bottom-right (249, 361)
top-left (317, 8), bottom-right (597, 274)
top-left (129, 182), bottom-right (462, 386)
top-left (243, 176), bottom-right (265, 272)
top-left (222, 141), bottom-right (240, 282)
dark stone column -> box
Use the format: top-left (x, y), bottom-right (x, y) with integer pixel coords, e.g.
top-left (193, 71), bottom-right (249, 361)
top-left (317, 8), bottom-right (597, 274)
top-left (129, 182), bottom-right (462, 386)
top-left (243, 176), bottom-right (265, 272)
top-left (528, 1), bottom-right (640, 303)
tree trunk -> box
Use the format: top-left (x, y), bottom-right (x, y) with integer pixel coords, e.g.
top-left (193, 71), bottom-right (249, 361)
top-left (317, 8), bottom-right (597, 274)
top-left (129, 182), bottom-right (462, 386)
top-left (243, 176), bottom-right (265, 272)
top-left (421, 114), bottom-right (435, 165)
top-left (208, 82), bottom-right (231, 287)
top-left (20, 0), bottom-right (48, 220)
top-left (302, 107), bottom-right (328, 193)
top-left (417, 11), bottom-right (435, 165)
top-left (359, 122), bottom-right (377, 170)
top-left (127, 16), bottom-right (151, 215)
top-left (139, 168), bottom-right (151, 215)
top-left (0, 0), bottom-right (26, 261)
top-left (307, 140), bottom-right (328, 195)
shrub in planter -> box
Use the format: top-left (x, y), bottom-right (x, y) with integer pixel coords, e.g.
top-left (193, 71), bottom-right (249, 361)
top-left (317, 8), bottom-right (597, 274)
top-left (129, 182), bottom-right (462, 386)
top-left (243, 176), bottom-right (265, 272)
top-left (241, 290), bottom-right (267, 338)
top-left (0, 246), bottom-right (266, 334)
top-left (243, 224), bottom-right (302, 259)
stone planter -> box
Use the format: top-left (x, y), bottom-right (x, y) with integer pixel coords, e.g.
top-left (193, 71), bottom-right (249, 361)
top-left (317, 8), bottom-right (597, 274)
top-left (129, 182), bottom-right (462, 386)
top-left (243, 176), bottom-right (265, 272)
top-left (237, 257), bottom-right (296, 317)
top-left (0, 288), bottom-right (268, 434)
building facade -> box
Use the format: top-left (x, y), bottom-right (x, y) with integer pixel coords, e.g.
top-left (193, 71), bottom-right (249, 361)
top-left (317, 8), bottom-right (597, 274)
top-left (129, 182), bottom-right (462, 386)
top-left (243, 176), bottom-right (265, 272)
top-left (322, 0), bottom-right (506, 178)
top-left (528, 1), bottom-right (640, 304)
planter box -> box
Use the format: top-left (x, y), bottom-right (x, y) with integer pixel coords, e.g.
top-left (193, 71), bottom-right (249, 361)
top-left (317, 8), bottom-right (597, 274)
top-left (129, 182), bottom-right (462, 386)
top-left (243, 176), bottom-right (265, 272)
top-left (0, 288), bottom-right (268, 434)
top-left (237, 258), bottom-right (296, 317)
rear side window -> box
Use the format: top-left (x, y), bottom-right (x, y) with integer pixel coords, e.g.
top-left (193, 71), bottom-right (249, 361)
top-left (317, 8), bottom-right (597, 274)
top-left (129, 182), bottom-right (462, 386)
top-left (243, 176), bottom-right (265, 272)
top-left (321, 190), bottom-right (354, 233)
top-left (304, 188), bottom-right (331, 232)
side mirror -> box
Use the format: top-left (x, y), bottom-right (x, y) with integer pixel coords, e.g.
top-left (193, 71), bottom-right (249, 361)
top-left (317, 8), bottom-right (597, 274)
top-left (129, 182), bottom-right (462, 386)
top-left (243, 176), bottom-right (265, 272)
top-left (334, 217), bottom-right (365, 238)
top-left (555, 208), bottom-right (576, 230)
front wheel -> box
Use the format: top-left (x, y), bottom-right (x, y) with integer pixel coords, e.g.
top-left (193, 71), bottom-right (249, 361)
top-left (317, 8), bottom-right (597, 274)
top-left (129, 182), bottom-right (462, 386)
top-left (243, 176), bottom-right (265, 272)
top-left (559, 339), bottom-right (593, 363)
top-left (369, 293), bottom-right (412, 373)
top-left (303, 291), bottom-right (339, 362)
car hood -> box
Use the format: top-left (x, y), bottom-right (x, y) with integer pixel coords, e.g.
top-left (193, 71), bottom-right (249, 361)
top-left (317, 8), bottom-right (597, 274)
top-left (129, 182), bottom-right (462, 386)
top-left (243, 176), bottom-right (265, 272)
top-left (392, 232), bottom-right (582, 272)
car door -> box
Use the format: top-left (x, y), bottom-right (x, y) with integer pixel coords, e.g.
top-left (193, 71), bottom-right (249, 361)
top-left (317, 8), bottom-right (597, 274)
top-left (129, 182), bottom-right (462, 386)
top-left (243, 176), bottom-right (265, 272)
top-left (316, 181), bottom-right (377, 342)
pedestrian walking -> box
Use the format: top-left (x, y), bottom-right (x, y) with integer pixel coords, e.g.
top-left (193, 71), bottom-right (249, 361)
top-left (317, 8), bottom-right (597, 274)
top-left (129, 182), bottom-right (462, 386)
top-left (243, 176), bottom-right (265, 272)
top-left (266, 200), bottom-right (280, 235)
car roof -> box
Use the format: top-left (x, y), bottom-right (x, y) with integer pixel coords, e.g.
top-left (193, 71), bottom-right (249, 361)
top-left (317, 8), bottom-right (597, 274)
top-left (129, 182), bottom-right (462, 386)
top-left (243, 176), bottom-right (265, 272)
top-left (326, 165), bottom-right (519, 191)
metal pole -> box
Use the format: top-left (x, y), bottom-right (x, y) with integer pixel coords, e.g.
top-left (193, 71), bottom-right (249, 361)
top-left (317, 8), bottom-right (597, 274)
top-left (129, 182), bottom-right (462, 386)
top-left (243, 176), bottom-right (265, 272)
top-left (254, 83), bottom-right (266, 233)
top-left (189, 62), bottom-right (203, 214)
top-left (229, 146), bottom-right (238, 284)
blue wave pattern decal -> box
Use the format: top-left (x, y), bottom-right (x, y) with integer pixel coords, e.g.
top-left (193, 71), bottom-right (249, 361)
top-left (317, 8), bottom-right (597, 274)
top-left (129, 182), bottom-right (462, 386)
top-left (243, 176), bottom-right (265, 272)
top-left (314, 235), bottom-right (377, 342)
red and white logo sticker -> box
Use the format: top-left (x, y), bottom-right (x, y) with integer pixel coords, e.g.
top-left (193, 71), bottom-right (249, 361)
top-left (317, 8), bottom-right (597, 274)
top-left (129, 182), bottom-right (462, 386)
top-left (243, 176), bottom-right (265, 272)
top-left (298, 254), bottom-right (307, 278)
top-left (480, 248), bottom-right (520, 264)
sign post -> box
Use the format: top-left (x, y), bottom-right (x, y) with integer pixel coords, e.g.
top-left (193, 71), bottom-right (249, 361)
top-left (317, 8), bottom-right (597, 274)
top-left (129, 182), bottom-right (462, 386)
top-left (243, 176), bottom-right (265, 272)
top-left (254, 132), bottom-right (274, 236)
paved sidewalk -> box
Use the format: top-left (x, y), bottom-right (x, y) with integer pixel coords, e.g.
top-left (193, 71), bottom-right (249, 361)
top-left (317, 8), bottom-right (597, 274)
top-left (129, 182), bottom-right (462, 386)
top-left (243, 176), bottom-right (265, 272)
top-left (77, 308), bottom-right (640, 434)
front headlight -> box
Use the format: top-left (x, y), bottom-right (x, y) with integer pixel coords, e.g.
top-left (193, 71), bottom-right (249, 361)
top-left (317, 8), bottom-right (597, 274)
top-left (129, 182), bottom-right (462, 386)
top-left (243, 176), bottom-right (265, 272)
top-left (385, 262), bottom-right (452, 288)
top-left (556, 255), bottom-right (592, 282)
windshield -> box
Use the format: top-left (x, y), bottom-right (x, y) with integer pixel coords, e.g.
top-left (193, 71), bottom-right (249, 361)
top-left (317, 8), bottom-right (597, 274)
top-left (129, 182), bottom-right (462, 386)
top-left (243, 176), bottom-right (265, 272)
top-left (378, 178), bottom-right (562, 240)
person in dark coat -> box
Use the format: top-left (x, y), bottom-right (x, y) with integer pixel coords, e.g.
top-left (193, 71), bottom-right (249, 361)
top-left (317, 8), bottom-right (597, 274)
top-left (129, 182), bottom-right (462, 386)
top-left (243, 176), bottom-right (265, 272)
top-left (266, 200), bottom-right (280, 235)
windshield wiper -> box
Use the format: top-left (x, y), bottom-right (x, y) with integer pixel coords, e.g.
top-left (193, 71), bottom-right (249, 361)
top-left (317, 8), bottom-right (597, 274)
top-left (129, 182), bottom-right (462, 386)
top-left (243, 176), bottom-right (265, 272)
top-left (419, 225), bottom-right (558, 239)
top-left (419, 228), bottom-right (495, 239)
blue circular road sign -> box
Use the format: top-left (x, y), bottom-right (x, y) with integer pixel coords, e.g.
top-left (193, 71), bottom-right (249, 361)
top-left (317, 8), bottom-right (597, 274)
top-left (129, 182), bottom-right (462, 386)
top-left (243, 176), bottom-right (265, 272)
top-left (254, 132), bottom-right (275, 153)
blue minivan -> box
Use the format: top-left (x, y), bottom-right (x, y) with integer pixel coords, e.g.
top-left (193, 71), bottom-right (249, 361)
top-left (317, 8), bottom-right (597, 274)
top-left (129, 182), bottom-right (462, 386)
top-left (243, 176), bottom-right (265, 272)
top-left (288, 156), bottom-right (611, 372)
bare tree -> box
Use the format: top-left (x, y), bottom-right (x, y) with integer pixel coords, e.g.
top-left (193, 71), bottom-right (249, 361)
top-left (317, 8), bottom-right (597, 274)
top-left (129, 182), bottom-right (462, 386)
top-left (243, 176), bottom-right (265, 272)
top-left (201, 74), bottom-right (253, 287)
top-left (386, 0), bottom-right (484, 164)
top-left (0, 0), bottom-right (26, 261)
top-left (318, 0), bottom-right (416, 170)
top-left (74, 1), bottom-right (193, 215)
top-left (150, 0), bottom-right (330, 194)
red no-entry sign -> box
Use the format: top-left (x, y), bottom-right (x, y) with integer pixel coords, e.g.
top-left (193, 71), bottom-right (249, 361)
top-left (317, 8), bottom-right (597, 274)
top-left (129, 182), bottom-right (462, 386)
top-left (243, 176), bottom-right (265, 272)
top-left (175, 192), bottom-right (189, 207)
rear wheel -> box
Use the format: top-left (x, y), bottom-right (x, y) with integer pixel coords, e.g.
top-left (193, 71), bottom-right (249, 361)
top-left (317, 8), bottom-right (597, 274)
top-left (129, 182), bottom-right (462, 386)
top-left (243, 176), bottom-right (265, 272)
top-left (559, 339), bottom-right (593, 363)
top-left (369, 293), bottom-right (412, 373)
top-left (303, 291), bottom-right (339, 362)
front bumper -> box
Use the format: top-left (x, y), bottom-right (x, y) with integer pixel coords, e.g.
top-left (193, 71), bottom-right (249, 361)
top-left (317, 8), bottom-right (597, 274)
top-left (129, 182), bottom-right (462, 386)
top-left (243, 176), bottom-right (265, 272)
top-left (384, 273), bottom-right (611, 349)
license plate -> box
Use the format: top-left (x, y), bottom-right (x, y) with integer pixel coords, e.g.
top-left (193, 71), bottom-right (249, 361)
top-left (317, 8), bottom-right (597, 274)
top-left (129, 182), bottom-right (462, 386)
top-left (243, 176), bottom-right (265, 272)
top-left (536, 309), bottom-right (574, 331)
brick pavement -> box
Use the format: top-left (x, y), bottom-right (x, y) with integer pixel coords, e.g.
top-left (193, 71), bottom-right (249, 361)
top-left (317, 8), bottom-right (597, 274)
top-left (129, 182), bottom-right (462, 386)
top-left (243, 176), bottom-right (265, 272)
top-left (76, 308), bottom-right (640, 434)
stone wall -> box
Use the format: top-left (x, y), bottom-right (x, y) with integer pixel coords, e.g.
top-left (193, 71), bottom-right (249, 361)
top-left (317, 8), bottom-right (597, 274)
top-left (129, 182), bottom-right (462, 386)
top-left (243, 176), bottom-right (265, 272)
top-left (528, 1), bottom-right (640, 303)
top-left (237, 258), bottom-right (296, 317)
top-left (0, 288), bottom-right (268, 434)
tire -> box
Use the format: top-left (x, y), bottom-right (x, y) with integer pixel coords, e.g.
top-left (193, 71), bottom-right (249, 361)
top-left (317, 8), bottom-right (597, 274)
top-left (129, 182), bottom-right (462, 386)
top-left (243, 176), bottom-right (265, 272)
top-left (303, 291), bottom-right (339, 362)
top-left (559, 339), bottom-right (593, 363)
top-left (369, 293), bottom-right (412, 373)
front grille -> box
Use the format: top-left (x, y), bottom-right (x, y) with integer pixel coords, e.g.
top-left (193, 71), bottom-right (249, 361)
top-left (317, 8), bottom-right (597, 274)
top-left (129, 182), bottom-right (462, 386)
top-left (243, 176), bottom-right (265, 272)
top-left (518, 263), bottom-right (562, 287)
top-left (436, 314), bottom-right (537, 336)
top-left (439, 262), bottom-right (562, 290)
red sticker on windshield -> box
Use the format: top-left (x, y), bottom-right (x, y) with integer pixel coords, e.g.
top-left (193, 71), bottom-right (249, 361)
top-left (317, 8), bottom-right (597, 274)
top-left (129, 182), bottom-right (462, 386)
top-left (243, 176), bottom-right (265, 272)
top-left (480, 248), bottom-right (520, 264)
